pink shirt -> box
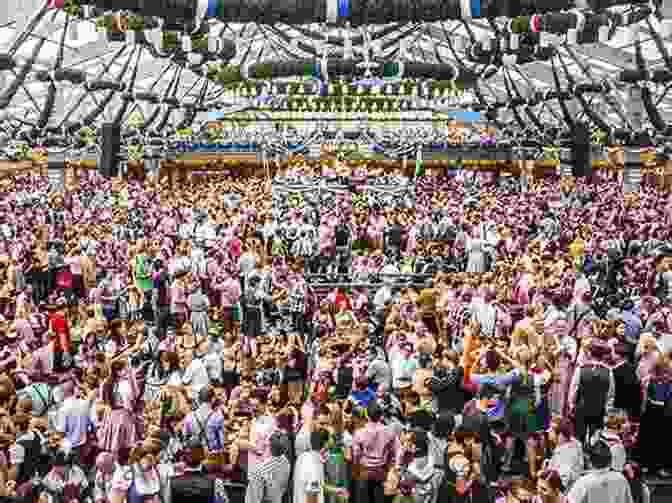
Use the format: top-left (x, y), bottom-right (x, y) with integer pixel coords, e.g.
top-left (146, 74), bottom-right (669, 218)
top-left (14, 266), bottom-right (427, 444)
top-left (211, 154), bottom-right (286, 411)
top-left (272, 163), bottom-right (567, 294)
top-left (65, 256), bottom-right (82, 275)
top-left (170, 281), bottom-right (188, 314)
top-left (218, 277), bottom-right (241, 307)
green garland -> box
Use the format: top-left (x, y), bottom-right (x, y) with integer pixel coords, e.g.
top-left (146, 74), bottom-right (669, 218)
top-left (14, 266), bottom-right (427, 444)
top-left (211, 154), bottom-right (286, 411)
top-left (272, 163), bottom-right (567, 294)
top-left (288, 96), bottom-right (403, 113)
top-left (591, 128), bottom-right (609, 145)
top-left (63, 0), bottom-right (83, 18)
top-left (216, 65), bottom-right (243, 86)
top-left (162, 31), bottom-right (179, 51)
top-left (78, 126), bottom-right (97, 146)
top-left (127, 15), bottom-right (146, 32)
top-left (95, 15), bottom-right (115, 32)
top-left (218, 78), bottom-right (464, 99)
top-left (128, 144), bottom-right (145, 161)
top-left (191, 32), bottom-right (209, 52)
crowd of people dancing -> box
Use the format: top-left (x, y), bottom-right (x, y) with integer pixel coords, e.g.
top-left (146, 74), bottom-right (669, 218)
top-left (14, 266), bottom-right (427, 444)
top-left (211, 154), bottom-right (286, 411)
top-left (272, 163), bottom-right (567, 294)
top-left (0, 158), bottom-right (668, 503)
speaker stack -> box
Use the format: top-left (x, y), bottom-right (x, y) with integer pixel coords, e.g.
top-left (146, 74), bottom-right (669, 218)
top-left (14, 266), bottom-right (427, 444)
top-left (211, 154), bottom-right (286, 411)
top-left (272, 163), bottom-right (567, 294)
top-left (572, 121), bottom-right (592, 178)
top-left (99, 123), bottom-right (122, 178)
top-left (572, 122), bottom-right (593, 177)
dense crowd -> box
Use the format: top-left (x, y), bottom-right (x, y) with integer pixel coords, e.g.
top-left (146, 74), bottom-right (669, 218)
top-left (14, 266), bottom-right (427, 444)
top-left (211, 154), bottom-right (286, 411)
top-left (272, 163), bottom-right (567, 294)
top-left (0, 159), bottom-right (669, 503)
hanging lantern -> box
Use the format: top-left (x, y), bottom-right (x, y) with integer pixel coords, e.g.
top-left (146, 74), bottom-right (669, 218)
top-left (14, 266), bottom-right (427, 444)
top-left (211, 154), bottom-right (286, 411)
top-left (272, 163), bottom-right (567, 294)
top-left (661, 20), bottom-right (672, 39)
top-left (190, 52), bottom-right (205, 66)
top-left (208, 34), bottom-right (219, 53)
top-left (598, 25), bottom-right (609, 43)
top-left (69, 20), bottom-right (79, 41)
top-left (566, 28), bottom-right (578, 44)
top-left (510, 33), bottom-right (520, 50)
top-left (182, 35), bottom-right (192, 52)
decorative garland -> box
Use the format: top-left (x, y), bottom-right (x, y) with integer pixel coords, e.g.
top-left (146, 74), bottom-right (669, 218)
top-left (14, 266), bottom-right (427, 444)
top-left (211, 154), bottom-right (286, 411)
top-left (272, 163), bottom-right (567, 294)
top-left (210, 60), bottom-right (473, 89)
top-left (212, 76), bottom-right (465, 101)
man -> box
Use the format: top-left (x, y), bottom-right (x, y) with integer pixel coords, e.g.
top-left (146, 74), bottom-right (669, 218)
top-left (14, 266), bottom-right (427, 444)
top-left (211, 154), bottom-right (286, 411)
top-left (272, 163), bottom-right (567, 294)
top-left (53, 380), bottom-right (96, 463)
top-left (366, 347), bottom-right (391, 392)
top-left (566, 440), bottom-right (633, 503)
top-left (351, 401), bottom-right (396, 503)
top-left (568, 340), bottom-right (615, 446)
top-left (167, 439), bottom-right (230, 503)
top-left (152, 258), bottom-right (172, 340)
top-left (244, 432), bottom-right (291, 503)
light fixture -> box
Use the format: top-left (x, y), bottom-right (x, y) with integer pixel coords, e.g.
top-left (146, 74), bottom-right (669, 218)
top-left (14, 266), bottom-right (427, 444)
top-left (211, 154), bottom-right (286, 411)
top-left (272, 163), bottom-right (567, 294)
top-left (509, 33), bottom-right (519, 50)
top-left (660, 19), bottom-right (672, 39)
top-left (598, 25), bottom-right (609, 43)
top-left (208, 34), bottom-right (219, 53)
top-left (182, 35), bottom-right (192, 52)
top-left (566, 28), bottom-right (578, 44)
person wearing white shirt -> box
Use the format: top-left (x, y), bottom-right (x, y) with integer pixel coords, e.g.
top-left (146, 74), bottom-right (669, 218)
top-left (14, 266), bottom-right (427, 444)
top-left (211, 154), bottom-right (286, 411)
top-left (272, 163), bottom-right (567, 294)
top-left (181, 349), bottom-right (210, 405)
top-left (566, 440), bottom-right (633, 503)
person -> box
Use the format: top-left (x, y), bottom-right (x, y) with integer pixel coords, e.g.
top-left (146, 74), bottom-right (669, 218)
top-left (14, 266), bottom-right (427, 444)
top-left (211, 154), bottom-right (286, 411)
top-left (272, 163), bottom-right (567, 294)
top-left (351, 401), bottom-right (396, 503)
top-left (545, 418), bottom-right (584, 492)
top-left (568, 340), bottom-right (615, 446)
top-left (293, 430), bottom-right (329, 503)
top-left (167, 439), bottom-right (230, 503)
top-left (245, 431), bottom-right (291, 503)
top-left (565, 440), bottom-right (634, 503)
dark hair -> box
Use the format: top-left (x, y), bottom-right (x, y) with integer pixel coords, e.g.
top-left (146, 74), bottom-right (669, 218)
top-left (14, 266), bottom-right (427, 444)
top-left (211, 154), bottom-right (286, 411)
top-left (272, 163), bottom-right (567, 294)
top-left (183, 439), bottom-right (206, 467)
top-left (483, 350), bottom-right (500, 371)
top-left (587, 440), bottom-right (613, 469)
top-left (540, 470), bottom-right (563, 492)
top-left (433, 411), bottom-right (456, 439)
top-left (413, 430), bottom-right (429, 458)
top-left (270, 432), bottom-right (289, 457)
top-left (409, 409), bottom-right (434, 432)
top-left (367, 401), bottom-right (383, 422)
top-left (198, 386), bottom-right (214, 405)
top-left (557, 418), bottom-right (575, 440)
top-left (309, 430), bottom-right (331, 451)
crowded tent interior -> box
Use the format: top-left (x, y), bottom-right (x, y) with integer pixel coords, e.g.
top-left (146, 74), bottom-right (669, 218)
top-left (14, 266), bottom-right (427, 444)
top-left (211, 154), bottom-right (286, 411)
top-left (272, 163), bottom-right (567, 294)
top-left (1, 1), bottom-right (672, 502)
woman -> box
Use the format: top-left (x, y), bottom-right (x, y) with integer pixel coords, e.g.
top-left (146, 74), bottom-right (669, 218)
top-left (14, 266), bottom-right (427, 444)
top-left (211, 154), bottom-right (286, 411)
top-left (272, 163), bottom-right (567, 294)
top-left (188, 281), bottom-right (210, 345)
top-left (170, 269), bottom-right (190, 333)
top-left (635, 351), bottom-right (672, 477)
top-left (144, 351), bottom-right (182, 402)
top-left (98, 357), bottom-right (146, 455)
top-left (294, 430), bottom-right (329, 503)
top-left (312, 301), bottom-right (335, 348)
top-left (503, 346), bottom-right (551, 479)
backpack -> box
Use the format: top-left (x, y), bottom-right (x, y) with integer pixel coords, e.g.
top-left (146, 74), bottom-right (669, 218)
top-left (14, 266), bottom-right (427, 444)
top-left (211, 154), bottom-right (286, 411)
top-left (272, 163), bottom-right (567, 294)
top-left (577, 364), bottom-right (611, 418)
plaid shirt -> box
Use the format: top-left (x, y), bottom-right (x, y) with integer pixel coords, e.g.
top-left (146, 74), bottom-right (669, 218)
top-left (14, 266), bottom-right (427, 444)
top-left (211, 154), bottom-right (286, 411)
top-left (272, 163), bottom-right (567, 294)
top-left (287, 283), bottom-right (306, 314)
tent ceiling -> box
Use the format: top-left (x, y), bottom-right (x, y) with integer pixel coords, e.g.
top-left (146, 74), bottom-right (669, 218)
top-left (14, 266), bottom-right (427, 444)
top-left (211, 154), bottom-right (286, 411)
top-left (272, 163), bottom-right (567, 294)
top-left (0, 2), bottom-right (671, 128)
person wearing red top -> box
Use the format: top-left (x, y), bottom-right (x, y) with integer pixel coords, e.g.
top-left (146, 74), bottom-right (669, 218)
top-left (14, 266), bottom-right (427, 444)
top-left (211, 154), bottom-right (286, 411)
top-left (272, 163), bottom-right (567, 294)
top-left (45, 298), bottom-right (71, 370)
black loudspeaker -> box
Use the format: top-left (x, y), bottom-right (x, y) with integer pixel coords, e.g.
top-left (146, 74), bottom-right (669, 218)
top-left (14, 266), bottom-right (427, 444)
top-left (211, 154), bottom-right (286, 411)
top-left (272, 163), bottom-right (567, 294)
top-left (100, 123), bottom-right (121, 178)
top-left (572, 121), bottom-right (592, 178)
